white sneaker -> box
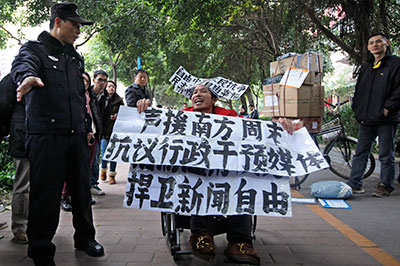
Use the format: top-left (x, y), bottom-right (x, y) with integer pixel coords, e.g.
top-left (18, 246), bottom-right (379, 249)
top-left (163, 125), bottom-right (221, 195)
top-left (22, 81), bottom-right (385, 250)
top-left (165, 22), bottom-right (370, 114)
top-left (91, 185), bottom-right (105, 196)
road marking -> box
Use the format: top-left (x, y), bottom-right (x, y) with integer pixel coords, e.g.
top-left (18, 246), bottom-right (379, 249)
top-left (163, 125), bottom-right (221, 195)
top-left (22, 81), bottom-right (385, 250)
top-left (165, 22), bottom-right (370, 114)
top-left (291, 190), bottom-right (400, 266)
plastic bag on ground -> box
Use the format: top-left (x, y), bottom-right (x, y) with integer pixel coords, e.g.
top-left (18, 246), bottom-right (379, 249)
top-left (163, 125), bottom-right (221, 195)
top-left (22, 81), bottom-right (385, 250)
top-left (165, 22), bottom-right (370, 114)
top-left (310, 181), bottom-right (353, 199)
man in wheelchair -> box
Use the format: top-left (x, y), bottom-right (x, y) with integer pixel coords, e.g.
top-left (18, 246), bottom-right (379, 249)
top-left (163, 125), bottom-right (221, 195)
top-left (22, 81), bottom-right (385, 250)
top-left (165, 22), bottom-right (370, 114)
top-left (137, 83), bottom-right (294, 265)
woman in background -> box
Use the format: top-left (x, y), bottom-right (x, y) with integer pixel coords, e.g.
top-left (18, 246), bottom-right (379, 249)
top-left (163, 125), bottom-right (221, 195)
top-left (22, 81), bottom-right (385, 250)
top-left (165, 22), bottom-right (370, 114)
top-left (99, 80), bottom-right (124, 184)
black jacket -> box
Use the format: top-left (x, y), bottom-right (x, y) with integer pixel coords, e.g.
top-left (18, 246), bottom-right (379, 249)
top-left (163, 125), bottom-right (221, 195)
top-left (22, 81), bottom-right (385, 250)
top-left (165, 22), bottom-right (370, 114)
top-left (0, 74), bottom-right (26, 158)
top-left (11, 31), bottom-right (87, 135)
top-left (86, 87), bottom-right (103, 140)
top-left (0, 74), bottom-right (15, 140)
top-left (8, 101), bottom-right (26, 158)
top-left (352, 55), bottom-right (400, 125)
top-left (250, 109), bottom-right (259, 119)
top-left (103, 92), bottom-right (124, 140)
top-left (92, 85), bottom-right (112, 139)
top-left (125, 82), bottom-right (150, 107)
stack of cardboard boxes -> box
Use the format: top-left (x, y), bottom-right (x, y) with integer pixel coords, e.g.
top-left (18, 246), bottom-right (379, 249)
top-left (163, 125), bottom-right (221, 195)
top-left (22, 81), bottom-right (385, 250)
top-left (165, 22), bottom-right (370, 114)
top-left (263, 51), bottom-right (324, 133)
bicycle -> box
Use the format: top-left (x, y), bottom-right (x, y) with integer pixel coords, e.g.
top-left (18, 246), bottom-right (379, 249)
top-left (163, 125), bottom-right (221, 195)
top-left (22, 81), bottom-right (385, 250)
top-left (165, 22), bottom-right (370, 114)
top-left (290, 100), bottom-right (376, 189)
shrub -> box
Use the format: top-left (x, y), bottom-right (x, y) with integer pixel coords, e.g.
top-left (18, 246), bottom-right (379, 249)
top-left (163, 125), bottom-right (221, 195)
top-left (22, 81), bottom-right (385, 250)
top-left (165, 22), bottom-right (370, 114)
top-left (0, 141), bottom-right (14, 191)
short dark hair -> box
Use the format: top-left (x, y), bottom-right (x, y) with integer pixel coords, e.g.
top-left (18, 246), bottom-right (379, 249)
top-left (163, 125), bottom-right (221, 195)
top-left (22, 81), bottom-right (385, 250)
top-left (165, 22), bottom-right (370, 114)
top-left (94, 70), bottom-right (108, 79)
top-left (50, 18), bottom-right (56, 30)
top-left (83, 72), bottom-right (91, 87)
top-left (136, 69), bottom-right (149, 77)
top-left (107, 80), bottom-right (117, 88)
top-left (249, 104), bottom-right (255, 107)
top-left (50, 17), bottom-right (68, 30)
top-left (368, 32), bottom-right (388, 41)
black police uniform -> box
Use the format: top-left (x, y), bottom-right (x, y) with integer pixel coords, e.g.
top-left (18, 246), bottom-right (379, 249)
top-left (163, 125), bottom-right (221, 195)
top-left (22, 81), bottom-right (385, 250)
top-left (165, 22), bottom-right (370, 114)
top-left (11, 31), bottom-right (96, 265)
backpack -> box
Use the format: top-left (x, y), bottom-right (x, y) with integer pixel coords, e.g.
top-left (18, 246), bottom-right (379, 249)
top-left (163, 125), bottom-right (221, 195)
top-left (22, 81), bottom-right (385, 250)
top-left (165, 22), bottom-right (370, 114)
top-left (0, 73), bottom-right (17, 140)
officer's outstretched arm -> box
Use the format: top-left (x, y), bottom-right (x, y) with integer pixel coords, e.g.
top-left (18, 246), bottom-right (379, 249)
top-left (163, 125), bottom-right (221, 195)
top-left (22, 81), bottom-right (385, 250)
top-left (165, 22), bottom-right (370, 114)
top-left (16, 76), bottom-right (44, 102)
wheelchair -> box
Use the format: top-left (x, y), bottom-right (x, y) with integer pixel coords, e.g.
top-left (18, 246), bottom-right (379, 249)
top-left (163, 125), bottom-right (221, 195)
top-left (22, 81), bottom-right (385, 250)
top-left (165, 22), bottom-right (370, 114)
top-left (160, 212), bottom-right (257, 260)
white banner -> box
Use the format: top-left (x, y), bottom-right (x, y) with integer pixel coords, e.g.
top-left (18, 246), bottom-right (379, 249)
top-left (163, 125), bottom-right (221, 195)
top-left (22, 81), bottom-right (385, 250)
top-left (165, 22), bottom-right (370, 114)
top-left (169, 66), bottom-right (248, 100)
top-left (124, 165), bottom-right (292, 217)
top-left (105, 106), bottom-right (328, 176)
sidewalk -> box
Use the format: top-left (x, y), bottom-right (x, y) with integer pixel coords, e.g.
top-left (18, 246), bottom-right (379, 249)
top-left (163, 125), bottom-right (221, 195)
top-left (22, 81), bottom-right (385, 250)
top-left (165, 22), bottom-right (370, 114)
top-left (0, 162), bottom-right (392, 266)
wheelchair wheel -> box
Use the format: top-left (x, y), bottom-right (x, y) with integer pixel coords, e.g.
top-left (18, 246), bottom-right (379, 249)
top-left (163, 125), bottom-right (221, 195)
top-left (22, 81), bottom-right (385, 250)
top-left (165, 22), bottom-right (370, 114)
top-left (161, 212), bottom-right (167, 236)
top-left (251, 216), bottom-right (257, 240)
top-left (289, 174), bottom-right (309, 189)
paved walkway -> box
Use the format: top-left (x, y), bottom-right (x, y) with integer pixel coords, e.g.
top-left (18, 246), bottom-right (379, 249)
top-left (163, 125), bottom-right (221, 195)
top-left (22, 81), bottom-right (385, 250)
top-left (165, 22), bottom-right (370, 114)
top-left (0, 163), bottom-right (398, 266)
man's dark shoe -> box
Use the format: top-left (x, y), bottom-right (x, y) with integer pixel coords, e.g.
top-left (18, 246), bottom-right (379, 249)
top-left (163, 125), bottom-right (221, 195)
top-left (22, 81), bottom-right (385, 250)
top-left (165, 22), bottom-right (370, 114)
top-left (61, 196), bottom-right (72, 212)
top-left (189, 232), bottom-right (215, 261)
top-left (75, 239), bottom-right (104, 257)
top-left (372, 183), bottom-right (392, 197)
top-left (348, 184), bottom-right (365, 194)
top-left (224, 242), bottom-right (260, 265)
top-left (91, 198), bottom-right (96, 205)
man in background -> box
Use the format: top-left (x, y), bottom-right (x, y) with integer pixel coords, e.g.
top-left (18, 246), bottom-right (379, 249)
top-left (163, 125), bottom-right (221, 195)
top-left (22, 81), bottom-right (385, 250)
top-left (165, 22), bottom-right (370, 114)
top-left (249, 103), bottom-right (259, 119)
top-left (90, 69), bottom-right (111, 196)
top-left (347, 33), bottom-right (400, 197)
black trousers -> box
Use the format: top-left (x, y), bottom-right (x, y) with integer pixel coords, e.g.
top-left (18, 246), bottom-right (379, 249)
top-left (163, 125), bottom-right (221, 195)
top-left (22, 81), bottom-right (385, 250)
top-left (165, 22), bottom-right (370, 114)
top-left (26, 134), bottom-right (95, 265)
top-left (191, 215), bottom-right (253, 244)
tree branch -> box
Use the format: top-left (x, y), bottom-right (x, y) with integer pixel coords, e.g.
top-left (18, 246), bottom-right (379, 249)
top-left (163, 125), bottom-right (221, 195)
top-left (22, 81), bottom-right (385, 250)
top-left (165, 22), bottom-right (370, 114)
top-left (303, 4), bottom-right (361, 63)
top-left (75, 8), bottom-right (137, 48)
top-left (0, 24), bottom-right (23, 45)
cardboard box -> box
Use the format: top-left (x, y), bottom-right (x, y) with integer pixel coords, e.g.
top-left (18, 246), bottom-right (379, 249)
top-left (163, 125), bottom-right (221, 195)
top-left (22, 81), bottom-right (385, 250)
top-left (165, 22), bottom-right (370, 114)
top-left (263, 83), bottom-right (324, 117)
top-left (263, 85), bottom-right (280, 116)
top-left (301, 117), bottom-right (322, 133)
top-left (270, 52), bottom-right (323, 76)
top-left (279, 84), bottom-right (324, 117)
top-left (282, 117), bottom-right (322, 133)
top-left (303, 71), bottom-right (322, 85)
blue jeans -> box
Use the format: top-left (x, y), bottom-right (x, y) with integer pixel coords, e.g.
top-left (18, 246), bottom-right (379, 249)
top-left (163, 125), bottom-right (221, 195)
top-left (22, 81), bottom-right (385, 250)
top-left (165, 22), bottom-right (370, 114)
top-left (347, 123), bottom-right (397, 191)
top-left (100, 139), bottom-right (117, 172)
top-left (90, 141), bottom-right (100, 187)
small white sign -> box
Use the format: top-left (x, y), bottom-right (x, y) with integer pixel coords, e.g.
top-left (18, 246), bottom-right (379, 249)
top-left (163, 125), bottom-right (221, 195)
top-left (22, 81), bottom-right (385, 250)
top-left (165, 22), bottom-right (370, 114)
top-left (318, 199), bottom-right (351, 209)
top-left (279, 68), bottom-right (309, 88)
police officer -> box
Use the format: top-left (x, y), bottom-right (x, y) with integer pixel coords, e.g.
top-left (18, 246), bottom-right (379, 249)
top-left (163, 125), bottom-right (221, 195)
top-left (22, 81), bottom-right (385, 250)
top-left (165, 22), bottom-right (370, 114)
top-left (11, 2), bottom-right (104, 265)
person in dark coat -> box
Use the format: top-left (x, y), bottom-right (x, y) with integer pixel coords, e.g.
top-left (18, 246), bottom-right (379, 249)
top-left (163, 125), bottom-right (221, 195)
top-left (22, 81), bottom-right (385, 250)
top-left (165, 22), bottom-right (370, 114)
top-left (11, 3), bottom-right (104, 265)
top-left (249, 104), bottom-right (259, 119)
top-left (347, 33), bottom-right (400, 197)
top-left (89, 69), bottom-right (111, 196)
top-left (99, 80), bottom-right (124, 184)
top-left (125, 69), bottom-right (151, 108)
top-left (0, 73), bottom-right (29, 244)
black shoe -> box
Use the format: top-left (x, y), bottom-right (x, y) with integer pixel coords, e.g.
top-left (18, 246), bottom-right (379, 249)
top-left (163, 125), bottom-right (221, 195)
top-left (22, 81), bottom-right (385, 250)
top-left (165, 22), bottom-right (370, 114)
top-left (61, 196), bottom-right (72, 212)
top-left (75, 239), bottom-right (104, 257)
top-left (91, 198), bottom-right (96, 205)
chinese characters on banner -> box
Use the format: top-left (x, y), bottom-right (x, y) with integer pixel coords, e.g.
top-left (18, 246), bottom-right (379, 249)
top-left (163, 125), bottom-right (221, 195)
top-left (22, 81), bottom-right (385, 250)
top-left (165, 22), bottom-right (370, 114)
top-left (169, 66), bottom-right (248, 100)
top-left (106, 106), bottom-right (328, 216)
top-left (125, 165), bottom-right (291, 216)
top-left (105, 106), bottom-right (328, 176)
